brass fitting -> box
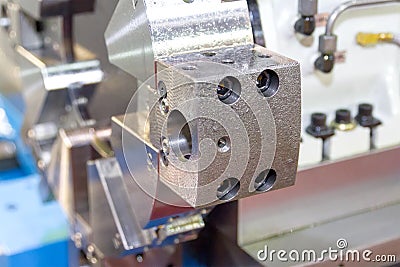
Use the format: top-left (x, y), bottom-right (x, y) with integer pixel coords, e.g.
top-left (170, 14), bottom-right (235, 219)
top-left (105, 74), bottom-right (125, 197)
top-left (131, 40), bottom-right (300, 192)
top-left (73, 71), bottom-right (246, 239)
top-left (356, 32), bottom-right (394, 47)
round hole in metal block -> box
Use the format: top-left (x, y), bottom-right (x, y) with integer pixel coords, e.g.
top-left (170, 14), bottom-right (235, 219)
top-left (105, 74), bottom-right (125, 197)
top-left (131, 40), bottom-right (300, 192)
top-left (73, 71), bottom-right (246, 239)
top-left (256, 69), bottom-right (279, 98)
top-left (167, 110), bottom-right (193, 161)
top-left (254, 169), bottom-right (277, 192)
top-left (217, 76), bottom-right (241, 105)
top-left (160, 150), bottom-right (168, 166)
top-left (217, 178), bottom-right (240, 201)
top-left (157, 81), bottom-right (167, 97)
top-left (217, 136), bottom-right (231, 153)
top-left (159, 98), bottom-right (170, 115)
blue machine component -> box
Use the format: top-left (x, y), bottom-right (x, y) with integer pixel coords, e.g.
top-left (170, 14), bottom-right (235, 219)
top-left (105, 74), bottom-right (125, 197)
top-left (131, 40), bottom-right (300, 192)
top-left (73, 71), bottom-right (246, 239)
top-left (0, 176), bottom-right (73, 267)
top-left (0, 95), bottom-right (74, 267)
top-left (0, 96), bottom-right (36, 180)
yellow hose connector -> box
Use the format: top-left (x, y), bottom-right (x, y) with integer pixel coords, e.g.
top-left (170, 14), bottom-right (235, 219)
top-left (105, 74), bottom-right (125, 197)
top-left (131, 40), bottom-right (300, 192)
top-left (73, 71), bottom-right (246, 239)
top-left (356, 32), bottom-right (394, 47)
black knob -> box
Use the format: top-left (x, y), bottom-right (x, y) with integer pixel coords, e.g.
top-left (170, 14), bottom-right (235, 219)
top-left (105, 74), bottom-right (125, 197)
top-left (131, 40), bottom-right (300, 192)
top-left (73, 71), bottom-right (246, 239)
top-left (358, 103), bottom-right (373, 117)
top-left (294, 16), bottom-right (316, 36)
top-left (306, 112), bottom-right (335, 139)
top-left (314, 54), bottom-right (335, 73)
top-left (355, 103), bottom-right (382, 128)
top-left (335, 109), bottom-right (352, 124)
top-left (311, 113), bottom-right (327, 128)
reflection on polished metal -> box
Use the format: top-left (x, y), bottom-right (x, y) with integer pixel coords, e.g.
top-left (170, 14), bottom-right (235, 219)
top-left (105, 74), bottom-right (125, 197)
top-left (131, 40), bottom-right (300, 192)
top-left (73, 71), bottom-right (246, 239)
top-left (325, 0), bottom-right (400, 36)
top-left (46, 127), bottom-right (112, 220)
top-left (105, 0), bottom-right (254, 82)
top-left (88, 157), bottom-right (208, 257)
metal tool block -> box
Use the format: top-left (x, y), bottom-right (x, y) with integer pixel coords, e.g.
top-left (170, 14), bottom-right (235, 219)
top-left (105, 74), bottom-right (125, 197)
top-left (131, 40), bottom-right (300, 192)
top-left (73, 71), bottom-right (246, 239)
top-left (112, 45), bottom-right (301, 208)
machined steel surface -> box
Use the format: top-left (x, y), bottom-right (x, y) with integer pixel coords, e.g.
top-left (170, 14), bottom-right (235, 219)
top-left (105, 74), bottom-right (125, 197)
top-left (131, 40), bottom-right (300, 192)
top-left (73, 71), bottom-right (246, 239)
top-left (0, 1), bottom-right (103, 138)
top-left (156, 45), bottom-right (300, 206)
top-left (112, 113), bottom-right (194, 228)
top-left (87, 157), bottom-right (207, 259)
top-left (105, 0), bottom-right (253, 82)
top-left (325, 0), bottom-right (400, 36)
top-left (46, 127), bottom-right (111, 221)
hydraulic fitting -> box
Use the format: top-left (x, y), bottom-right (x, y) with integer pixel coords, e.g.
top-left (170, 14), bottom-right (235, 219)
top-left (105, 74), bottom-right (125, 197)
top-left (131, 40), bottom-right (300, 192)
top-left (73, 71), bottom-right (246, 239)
top-left (295, 16), bottom-right (316, 36)
top-left (315, 35), bottom-right (337, 73)
top-left (355, 103), bottom-right (382, 150)
top-left (331, 109), bottom-right (357, 131)
top-left (356, 32), bottom-right (395, 47)
top-left (295, 0), bottom-right (318, 36)
top-left (315, 0), bottom-right (400, 73)
top-left (306, 113), bottom-right (335, 161)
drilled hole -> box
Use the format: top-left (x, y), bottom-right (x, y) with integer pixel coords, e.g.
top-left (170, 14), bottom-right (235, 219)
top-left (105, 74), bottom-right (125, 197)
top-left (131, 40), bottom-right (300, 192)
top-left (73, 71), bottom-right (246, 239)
top-left (254, 169), bottom-right (277, 192)
top-left (159, 98), bottom-right (169, 115)
top-left (217, 178), bottom-right (240, 201)
top-left (158, 81), bottom-right (167, 97)
top-left (217, 76), bottom-right (241, 105)
top-left (160, 150), bottom-right (168, 166)
top-left (217, 136), bottom-right (230, 153)
top-left (167, 110), bottom-right (193, 161)
top-left (256, 70), bottom-right (279, 98)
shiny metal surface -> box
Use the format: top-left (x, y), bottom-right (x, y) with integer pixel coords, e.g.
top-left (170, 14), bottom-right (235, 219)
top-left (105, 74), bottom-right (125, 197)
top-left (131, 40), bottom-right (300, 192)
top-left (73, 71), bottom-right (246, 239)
top-left (298, 0), bottom-right (318, 16)
top-left (111, 114), bottom-right (195, 228)
top-left (47, 127), bottom-right (111, 220)
top-left (16, 45), bottom-right (103, 140)
top-left (73, 0), bottom-right (137, 127)
top-left (105, 0), bottom-right (253, 81)
top-left (325, 0), bottom-right (400, 36)
top-left (88, 157), bottom-right (207, 258)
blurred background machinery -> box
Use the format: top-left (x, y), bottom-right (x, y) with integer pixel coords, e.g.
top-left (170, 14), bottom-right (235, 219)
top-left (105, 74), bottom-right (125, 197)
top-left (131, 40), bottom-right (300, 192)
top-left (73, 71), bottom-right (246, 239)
top-left (0, 0), bottom-right (399, 266)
